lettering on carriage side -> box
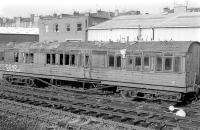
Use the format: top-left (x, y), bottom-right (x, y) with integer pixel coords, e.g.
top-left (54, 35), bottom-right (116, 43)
top-left (0, 64), bottom-right (20, 72)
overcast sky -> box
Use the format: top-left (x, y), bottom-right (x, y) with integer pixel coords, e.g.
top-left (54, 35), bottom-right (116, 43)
top-left (0, 0), bottom-right (200, 18)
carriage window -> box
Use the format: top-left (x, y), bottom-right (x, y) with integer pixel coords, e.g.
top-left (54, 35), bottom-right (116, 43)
top-left (52, 54), bottom-right (56, 64)
top-left (174, 57), bottom-right (181, 72)
top-left (25, 53), bottom-right (34, 63)
top-left (14, 52), bottom-right (19, 62)
top-left (135, 57), bottom-right (141, 66)
top-left (71, 54), bottom-right (75, 66)
top-left (135, 56), bottom-right (141, 71)
top-left (156, 57), bottom-right (162, 71)
top-left (25, 53), bottom-right (29, 63)
top-left (30, 53), bottom-right (34, 63)
top-left (46, 54), bottom-right (50, 64)
top-left (0, 52), bottom-right (4, 61)
top-left (116, 56), bottom-right (121, 68)
top-left (109, 55), bottom-right (114, 67)
top-left (144, 57), bottom-right (149, 66)
top-left (165, 57), bottom-right (172, 71)
top-left (60, 54), bottom-right (63, 65)
top-left (85, 55), bottom-right (89, 67)
top-left (126, 56), bottom-right (133, 70)
top-left (65, 54), bottom-right (69, 65)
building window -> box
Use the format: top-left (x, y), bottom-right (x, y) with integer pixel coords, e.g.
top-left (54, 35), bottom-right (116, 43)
top-left (45, 25), bottom-right (48, 32)
top-left (54, 23), bottom-right (59, 32)
top-left (109, 55), bottom-right (114, 67)
top-left (66, 24), bottom-right (70, 31)
top-left (116, 56), bottom-right (121, 68)
top-left (77, 23), bottom-right (82, 31)
top-left (165, 57), bottom-right (172, 71)
top-left (156, 57), bottom-right (162, 71)
top-left (174, 57), bottom-right (181, 72)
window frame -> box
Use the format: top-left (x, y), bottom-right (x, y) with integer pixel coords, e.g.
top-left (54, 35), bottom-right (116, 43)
top-left (59, 54), bottom-right (63, 65)
top-left (134, 56), bottom-right (142, 71)
top-left (0, 51), bottom-right (4, 61)
top-left (77, 23), bottom-right (82, 31)
top-left (64, 53), bottom-right (70, 65)
top-left (116, 55), bottom-right (122, 68)
top-left (44, 24), bottom-right (48, 32)
top-left (24, 53), bottom-right (34, 64)
top-left (164, 57), bottom-right (173, 72)
top-left (46, 53), bottom-right (51, 64)
top-left (14, 52), bottom-right (19, 62)
top-left (66, 23), bottom-right (70, 32)
top-left (155, 56), bottom-right (163, 72)
top-left (54, 23), bottom-right (59, 32)
top-left (51, 54), bottom-right (56, 65)
top-left (173, 56), bottom-right (182, 73)
top-left (108, 55), bottom-right (115, 68)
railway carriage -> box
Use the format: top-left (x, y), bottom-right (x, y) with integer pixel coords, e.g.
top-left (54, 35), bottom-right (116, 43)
top-left (0, 41), bottom-right (200, 101)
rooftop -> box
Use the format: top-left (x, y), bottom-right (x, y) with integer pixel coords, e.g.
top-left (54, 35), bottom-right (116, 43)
top-left (88, 12), bottom-right (200, 29)
top-left (7, 41), bottom-right (199, 54)
top-left (0, 27), bottom-right (39, 35)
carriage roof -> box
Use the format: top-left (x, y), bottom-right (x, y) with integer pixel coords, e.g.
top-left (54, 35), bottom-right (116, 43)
top-left (4, 41), bottom-right (200, 54)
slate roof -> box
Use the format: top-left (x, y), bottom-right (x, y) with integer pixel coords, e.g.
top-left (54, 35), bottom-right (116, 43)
top-left (88, 12), bottom-right (200, 29)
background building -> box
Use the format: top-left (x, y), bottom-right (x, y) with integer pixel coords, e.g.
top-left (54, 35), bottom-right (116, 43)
top-left (0, 14), bottom-right (39, 28)
top-left (88, 6), bottom-right (200, 42)
top-left (39, 11), bottom-right (114, 42)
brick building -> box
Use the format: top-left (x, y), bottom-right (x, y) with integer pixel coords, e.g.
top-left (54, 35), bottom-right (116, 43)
top-left (39, 11), bottom-right (113, 42)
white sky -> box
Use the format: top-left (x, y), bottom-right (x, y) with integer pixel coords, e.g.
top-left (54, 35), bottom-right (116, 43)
top-left (0, 0), bottom-right (200, 17)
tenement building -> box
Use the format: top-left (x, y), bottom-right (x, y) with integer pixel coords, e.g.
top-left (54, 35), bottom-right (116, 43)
top-left (39, 11), bottom-right (113, 42)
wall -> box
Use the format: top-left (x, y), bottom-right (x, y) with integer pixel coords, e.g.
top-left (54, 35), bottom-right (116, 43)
top-left (0, 34), bottom-right (39, 43)
top-left (88, 28), bottom-right (153, 42)
top-left (88, 27), bottom-right (200, 42)
top-left (39, 16), bottom-right (88, 42)
top-left (154, 28), bottom-right (200, 41)
top-left (39, 16), bottom-right (109, 42)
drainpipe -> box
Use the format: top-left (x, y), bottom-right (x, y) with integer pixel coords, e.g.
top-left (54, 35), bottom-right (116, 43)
top-left (152, 28), bottom-right (155, 40)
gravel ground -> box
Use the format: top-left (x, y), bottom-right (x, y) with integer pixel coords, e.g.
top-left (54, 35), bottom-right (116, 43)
top-left (0, 113), bottom-right (50, 130)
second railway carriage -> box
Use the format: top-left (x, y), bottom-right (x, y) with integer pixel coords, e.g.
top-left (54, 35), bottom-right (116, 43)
top-left (0, 41), bottom-right (200, 101)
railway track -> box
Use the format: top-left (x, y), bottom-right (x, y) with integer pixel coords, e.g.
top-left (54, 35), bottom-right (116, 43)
top-left (0, 98), bottom-right (139, 130)
top-left (1, 82), bottom-right (200, 130)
